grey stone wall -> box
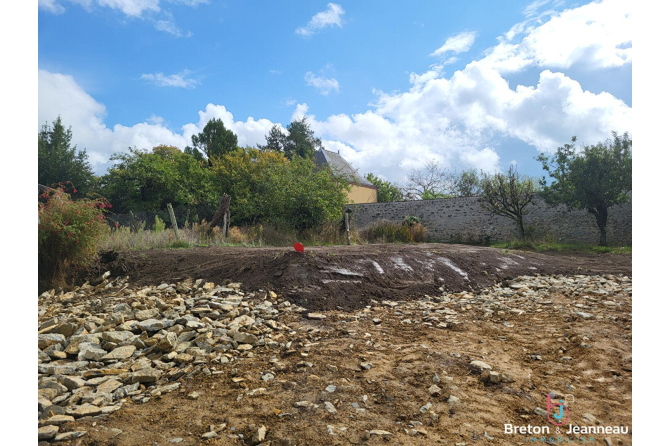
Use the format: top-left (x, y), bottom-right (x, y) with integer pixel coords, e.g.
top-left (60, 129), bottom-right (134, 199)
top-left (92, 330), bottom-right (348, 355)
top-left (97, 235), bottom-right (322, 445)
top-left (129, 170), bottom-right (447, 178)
top-left (344, 195), bottom-right (631, 245)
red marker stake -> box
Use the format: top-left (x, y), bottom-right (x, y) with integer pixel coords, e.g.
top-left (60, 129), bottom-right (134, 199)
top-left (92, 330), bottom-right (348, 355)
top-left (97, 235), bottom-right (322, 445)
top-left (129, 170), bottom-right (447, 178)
top-left (294, 242), bottom-right (304, 253)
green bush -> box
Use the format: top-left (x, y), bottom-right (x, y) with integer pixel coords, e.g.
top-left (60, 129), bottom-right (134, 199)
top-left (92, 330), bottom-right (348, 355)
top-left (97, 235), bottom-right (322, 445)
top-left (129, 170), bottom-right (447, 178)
top-left (38, 187), bottom-right (110, 289)
top-left (169, 240), bottom-right (190, 249)
top-left (154, 215), bottom-right (166, 232)
top-left (362, 220), bottom-right (427, 243)
top-left (212, 148), bottom-right (349, 231)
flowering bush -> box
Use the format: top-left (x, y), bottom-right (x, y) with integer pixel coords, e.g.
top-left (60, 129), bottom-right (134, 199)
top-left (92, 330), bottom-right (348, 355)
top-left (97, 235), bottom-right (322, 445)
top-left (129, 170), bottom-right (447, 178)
top-left (38, 185), bottom-right (110, 288)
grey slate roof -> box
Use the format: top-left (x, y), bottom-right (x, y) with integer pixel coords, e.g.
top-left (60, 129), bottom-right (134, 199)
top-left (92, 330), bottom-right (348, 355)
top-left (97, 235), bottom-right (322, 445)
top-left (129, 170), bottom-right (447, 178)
top-left (315, 149), bottom-right (375, 187)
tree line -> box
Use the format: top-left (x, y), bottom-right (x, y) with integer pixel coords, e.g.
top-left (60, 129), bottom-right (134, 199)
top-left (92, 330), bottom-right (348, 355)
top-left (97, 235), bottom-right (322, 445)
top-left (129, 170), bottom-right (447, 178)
top-left (38, 115), bottom-right (631, 245)
top-left (38, 116), bottom-right (348, 231)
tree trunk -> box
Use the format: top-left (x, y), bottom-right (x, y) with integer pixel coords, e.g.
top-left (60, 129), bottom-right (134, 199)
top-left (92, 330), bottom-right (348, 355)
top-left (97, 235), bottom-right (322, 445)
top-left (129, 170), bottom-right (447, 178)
top-left (589, 205), bottom-right (609, 246)
top-left (517, 216), bottom-right (526, 240)
top-left (207, 193), bottom-right (231, 235)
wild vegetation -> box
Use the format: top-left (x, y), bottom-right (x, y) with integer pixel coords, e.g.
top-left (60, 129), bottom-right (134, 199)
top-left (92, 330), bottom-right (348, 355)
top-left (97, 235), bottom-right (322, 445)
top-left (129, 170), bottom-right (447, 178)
top-left (536, 132), bottom-right (632, 246)
top-left (38, 184), bottom-right (110, 289)
top-left (37, 115), bottom-right (631, 289)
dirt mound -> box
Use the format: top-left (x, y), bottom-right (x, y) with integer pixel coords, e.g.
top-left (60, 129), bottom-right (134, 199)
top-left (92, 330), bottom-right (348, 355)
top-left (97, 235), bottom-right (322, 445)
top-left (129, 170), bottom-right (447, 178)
top-left (95, 244), bottom-right (631, 311)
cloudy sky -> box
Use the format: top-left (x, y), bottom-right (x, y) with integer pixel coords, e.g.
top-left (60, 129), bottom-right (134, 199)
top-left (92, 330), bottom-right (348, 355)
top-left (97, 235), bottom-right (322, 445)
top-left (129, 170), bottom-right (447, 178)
top-left (38, 0), bottom-right (632, 183)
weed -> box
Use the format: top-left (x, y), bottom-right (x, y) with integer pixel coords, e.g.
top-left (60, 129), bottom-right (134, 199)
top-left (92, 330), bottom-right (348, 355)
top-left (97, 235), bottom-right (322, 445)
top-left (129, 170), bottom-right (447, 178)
top-left (39, 185), bottom-right (109, 290)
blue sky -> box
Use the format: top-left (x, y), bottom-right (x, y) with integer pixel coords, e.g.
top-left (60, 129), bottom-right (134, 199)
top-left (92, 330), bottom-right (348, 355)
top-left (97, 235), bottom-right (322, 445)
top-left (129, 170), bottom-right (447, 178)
top-left (38, 0), bottom-right (632, 184)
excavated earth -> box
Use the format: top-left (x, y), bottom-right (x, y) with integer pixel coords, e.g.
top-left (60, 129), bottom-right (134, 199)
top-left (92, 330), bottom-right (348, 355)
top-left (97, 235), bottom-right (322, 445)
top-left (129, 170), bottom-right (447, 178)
top-left (93, 244), bottom-right (631, 311)
top-left (37, 244), bottom-right (632, 446)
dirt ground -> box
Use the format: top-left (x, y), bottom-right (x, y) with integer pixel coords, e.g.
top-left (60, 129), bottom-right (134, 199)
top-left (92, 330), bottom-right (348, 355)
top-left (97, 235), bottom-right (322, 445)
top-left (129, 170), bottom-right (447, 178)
top-left (59, 244), bottom-right (631, 445)
top-left (92, 244), bottom-right (631, 311)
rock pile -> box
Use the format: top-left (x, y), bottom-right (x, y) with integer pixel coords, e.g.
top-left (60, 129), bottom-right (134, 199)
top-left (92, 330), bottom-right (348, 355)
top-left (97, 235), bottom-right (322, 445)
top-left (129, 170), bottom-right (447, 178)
top-left (37, 272), bottom-right (632, 443)
top-left (371, 273), bottom-right (631, 330)
top-left (38, 274), bottom-right (303, 443)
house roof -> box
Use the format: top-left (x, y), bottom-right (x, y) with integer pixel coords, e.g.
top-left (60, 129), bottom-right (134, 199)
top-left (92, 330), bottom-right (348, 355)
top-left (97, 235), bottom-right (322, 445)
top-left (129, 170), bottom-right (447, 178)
top-left (315, 149), bottom-right (375, 187)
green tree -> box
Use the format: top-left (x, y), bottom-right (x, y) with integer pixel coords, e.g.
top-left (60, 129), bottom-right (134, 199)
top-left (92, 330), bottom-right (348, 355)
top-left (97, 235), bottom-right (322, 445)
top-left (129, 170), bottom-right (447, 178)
top-left (365, 173), bottom-right (403, 202)
top-left (285, 117), bottom-right (322, 160)
top-left (99, 145), bottom-right (217, 213)
top-left (536, 132), bottom-right (632, 246)
top-left (259, 125), bottom-right (287, 153)
top-left (480, 165), bottom-right (535, 239)
top-left (259, 117), bottom-right (323, 160)
top-left (38, 116), bottom-right (96, 197)
top-left (212, 148), bottom-right (348, 230)
top-left (451, 169), bottom-right (483, 197)
top-left (185, 118), bottom-right (238, 163)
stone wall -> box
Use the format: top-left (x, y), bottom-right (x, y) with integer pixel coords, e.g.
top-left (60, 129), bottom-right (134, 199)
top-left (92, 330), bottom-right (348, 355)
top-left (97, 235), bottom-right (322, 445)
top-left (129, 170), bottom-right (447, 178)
top-left (344, 196), bottom-right (632, 245)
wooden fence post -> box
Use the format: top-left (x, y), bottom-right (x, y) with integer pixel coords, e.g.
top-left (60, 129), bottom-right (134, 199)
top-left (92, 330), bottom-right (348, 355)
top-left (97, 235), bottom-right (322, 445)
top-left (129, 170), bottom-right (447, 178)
top-left (184, 208), bottom-right (190, 229)
top-left (167, 203), bottom-right (180, 241)
top-left (344, 211), bottom-right (351, 245)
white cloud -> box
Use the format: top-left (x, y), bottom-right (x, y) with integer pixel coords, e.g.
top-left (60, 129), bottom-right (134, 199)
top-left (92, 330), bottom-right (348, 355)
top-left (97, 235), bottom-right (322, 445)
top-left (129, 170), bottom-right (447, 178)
top-left (97, 0), bottom-right (160, 17)
top-left (39, 0), bottom-right (203, 18)
top-left (153, 11), bottom-right (191, 37)
top-left (305, 72), bottom-right (340, 95)
top-left (40, 1), bottom-right (202, 36)
top-left (180, 104), bottom-right (278, 149)
top-left (39, 0), bottom-right (66, 14)
top-left (291, 103), bottom-right (310, 122)
top-left (522, 0), bottom-right (551, 18)
top-left (166, 0), bottom-right (208, 5)
top-left (481, 0), bottom-right (632, 72)
top-left (295, 3), bottom-right (345, 37)
top-left (523, 0), bottom-right (632, 69)
top-left (430, 31), bottom-right (476, 57)
top-left (39, 70), bottom-right (279, 174)
top-left (303, 7), bottom-right (632, 184)
top-left (37, 0), bottom-right (632, 185)
top-left (140, 70), bottom-right (198, 88)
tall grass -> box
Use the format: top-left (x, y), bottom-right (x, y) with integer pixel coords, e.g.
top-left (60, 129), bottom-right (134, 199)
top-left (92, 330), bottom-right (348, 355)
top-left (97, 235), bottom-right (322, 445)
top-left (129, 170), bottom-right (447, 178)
top-left (99, 221), bottom-right (365, 250)
top-left (360, 219), bottom-right (427, 244)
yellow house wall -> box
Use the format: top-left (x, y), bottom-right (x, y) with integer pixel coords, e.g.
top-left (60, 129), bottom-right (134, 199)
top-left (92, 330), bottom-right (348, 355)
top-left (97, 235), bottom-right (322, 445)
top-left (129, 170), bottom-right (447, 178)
top-left (347, 185), bottom-right (377, 204)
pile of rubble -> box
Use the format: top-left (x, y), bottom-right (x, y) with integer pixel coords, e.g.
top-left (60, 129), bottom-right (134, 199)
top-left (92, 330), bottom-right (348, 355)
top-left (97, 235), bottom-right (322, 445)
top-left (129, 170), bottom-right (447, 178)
top-left (38, 273), bottom-right (303, 442)
top-left (37, 272), bottom-right (632, 443)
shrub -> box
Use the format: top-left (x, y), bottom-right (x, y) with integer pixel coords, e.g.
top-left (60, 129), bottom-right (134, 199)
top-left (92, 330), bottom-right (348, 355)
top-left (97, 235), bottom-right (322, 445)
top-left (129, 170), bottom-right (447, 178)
top-left (38, 187), bottom-right (110, 289)
top-left (362, 220), bottom-right (427, 243)
top-left (226, 226), bottom-right (249, 244)
top-left (403, 215), bottom-right (421, 226)
top-left (154, 215), bottom-right (166, 232)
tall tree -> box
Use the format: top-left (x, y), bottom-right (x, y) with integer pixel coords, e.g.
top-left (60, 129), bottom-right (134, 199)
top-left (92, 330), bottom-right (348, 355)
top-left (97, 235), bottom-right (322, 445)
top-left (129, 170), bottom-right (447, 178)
top-left (365, 173), bottom-right (403, 202)
top-left (38, 116), bottom-right (96, 197)
top-left (480, 165), bottom-right (535, 239)
top-left (536, 132), bottom-right (632, 246)
top-left (185, 118), bottom-right (238, 163)
top-left (259, 118), bottom-right (323, 160)
top-left (99, 146), bottom-right (217, 213)
top-left (284, 117), bottom-right (322, 160)
top-left (211, 148), bottom-right (348, 230)
top-left (259, 125), bottom-right (287, 153)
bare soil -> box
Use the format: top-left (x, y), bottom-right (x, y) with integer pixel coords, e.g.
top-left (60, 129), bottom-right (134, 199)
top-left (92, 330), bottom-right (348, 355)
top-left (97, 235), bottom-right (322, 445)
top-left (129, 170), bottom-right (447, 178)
top-left (93, 244), bottom-right (631, 311)
top-left (62, 244), bottom-right (631, 445)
